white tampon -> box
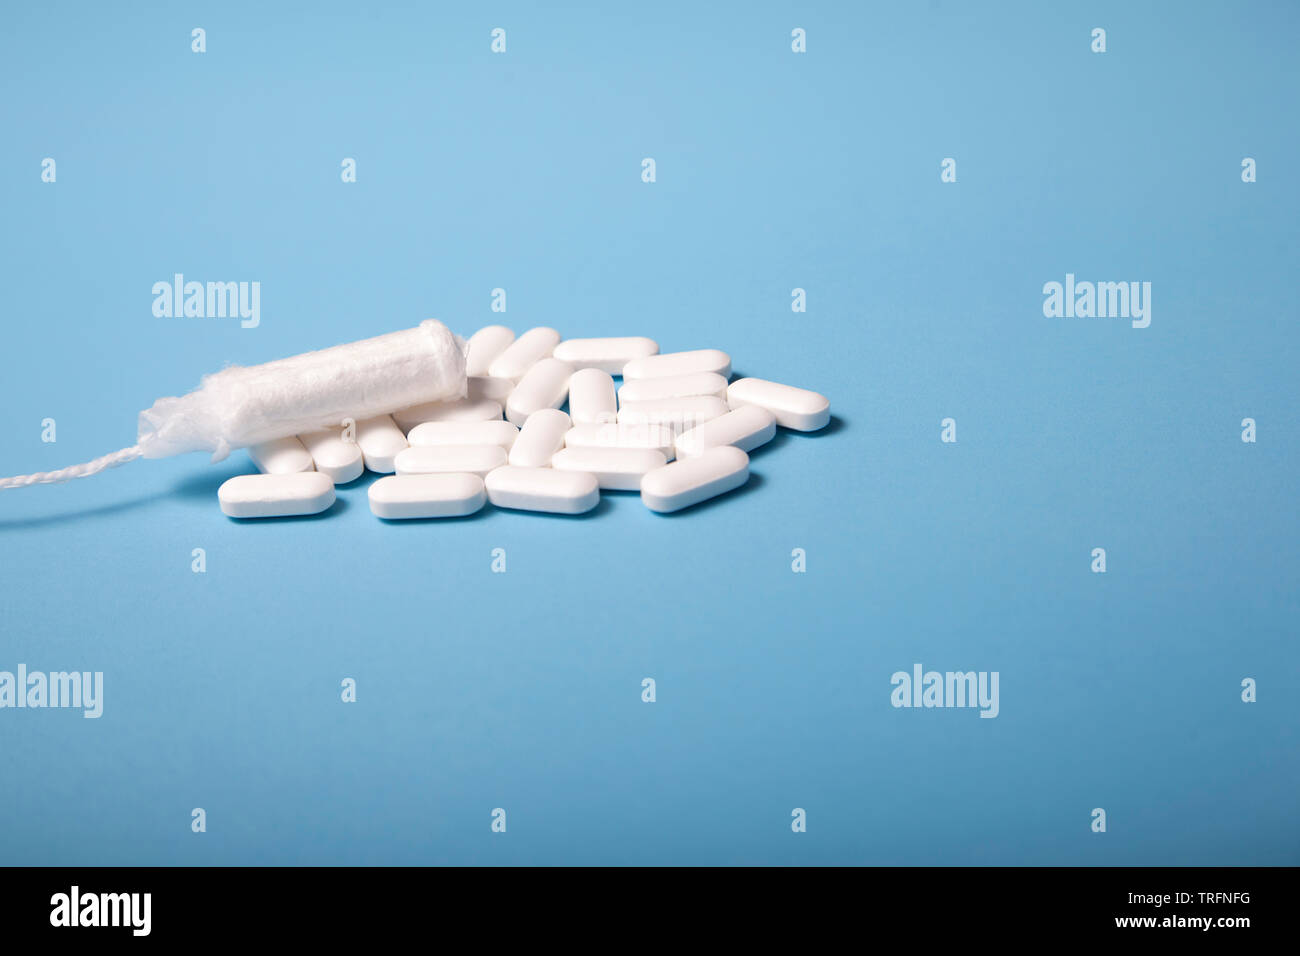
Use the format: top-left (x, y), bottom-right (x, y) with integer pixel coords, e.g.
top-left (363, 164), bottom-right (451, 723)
top-left (0, 321), bottom-right (465, 490)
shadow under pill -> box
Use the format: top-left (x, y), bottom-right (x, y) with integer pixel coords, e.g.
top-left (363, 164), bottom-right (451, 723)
top-left (748, 430), bottom-right (794, 457)
top-left (815, 414), bottom-right (847, 437)
top-left (333, 471), bottom-right (374, 491)
top-left (747, 414), bottom-right (846, 459)
top-left (172, 466), bottom-right (247, 502)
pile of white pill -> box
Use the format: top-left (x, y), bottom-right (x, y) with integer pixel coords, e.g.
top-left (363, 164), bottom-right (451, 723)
top-left (217, 327), bottom-right (830, 519)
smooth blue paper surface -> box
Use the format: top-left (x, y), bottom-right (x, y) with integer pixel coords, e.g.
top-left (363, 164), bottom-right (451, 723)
top-left (1, 1), bottom-right (1296, 865)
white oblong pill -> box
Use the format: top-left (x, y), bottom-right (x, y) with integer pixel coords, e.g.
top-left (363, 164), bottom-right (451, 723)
top-left (248, 436), bottom-right (314, 475)
top-left (617, 371), bottom-right (728, 405)
top-left (368, 473), bottom-right (487, 519)
top-left (297, 428), bottom-right (364, 483)
top-left (621, 349), bottom-right (730, 381)
top-left (552, 336), bottom-right (658, 374)
top-left (508, 408), bottom-right (571, 467)
top-left (394, 444), bottom-right (507, 477)
top-left (355, 415), bottom-right (408, 473)
top-left (219, 472), bottom-right (336, 518)
top-left (505, 357), bottom-right (573, 426)
top-left (617, 396), bottom-right (729, 435)
top-left (727, 377), bottom-right (830, 431)
top-left (567, 368), bottom-right (618, 426)
top-left (465, 325), bottom-right (516, 377)
top-left (484, 465), bottom-right (599, 514)
top-left (564, 422), bottom-right (676, 460)
top-left (407, 420), bottom-right (519, 450)
top-left (552, 446), bottom-right (666, 491)
top-left (392, 398), bottom-right (502, 432)
top-left (675, 405), bottom-right (777, 459)
top-left (488, 326), bottom-right (561, 381)
top-left (467, 375), bottom-right (514, 404)
top-left (640, 445), bottom-right (749, 513)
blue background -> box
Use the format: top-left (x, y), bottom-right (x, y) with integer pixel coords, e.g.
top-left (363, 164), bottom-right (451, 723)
top-left (1, 1), bottom-right (1296, 865)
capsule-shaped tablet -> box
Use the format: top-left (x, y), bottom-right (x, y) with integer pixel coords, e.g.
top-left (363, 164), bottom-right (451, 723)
top-left (618, 371), bottom-right (728, 405)
top-left (219, 472), bottom-right (336, 518)
top-left (622, 349), bottom-right (731, 381)
top-left (406, 420), bottom-right (519, 450)
top-left (248, 436), bottom-right (314, 475)
top-left (297, 428), bottom-right (365, 483)
top-left (368, 473), bottom-right (488, 519)
top-left (484, 466), bottom-right (600, 514)
top-left (552, 446), bottom-right (667, 491)
top-left (553, 336), bottom-right (658, 374)
top-left (394, 444), bottom-right (508, 477)
top-left (617, 396), bottom-right (729, 435)
top-left (564, 422), bottom-right (676, 460)
top-left (567, 368), bottom-right (617, 426)
top-left (726, 377), bottom-right (830, 431)
top-left (467, 375), bottom-right (514, 404)
top-left (488, 326), bottom-right (561, 381)
top-left (354, 415), bottom-right (409, 473)
top-left (505, 357), bottom-right (573, 426)
top-left (465, 325), bottom-right (516, 377)
top-left (640, 446), bottom-right (749, 513)
top-left (675, 405), bottom-right (777, 459)
top-left (392, 398), bottom-right (502, 432)
top-left (508, 408), bottom-right (571, 467)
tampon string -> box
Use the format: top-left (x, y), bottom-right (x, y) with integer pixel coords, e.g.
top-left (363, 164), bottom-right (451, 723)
top-left (0, 320), bottom-right (466, 491)
top-left (0, 445), bottom-right (142, 490)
